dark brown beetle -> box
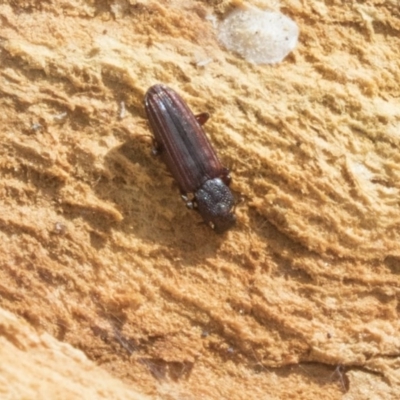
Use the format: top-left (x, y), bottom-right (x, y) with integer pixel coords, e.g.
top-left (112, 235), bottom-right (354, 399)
top-left (144, 84), bottom-right (236, 233)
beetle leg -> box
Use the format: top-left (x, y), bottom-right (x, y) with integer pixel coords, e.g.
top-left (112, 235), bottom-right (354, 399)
top-left (181, 192), bottom-right (198, 209)
top-left (186, 201), bottom-right (195, 210)
top-left (220, 167), bottom-right (232, 186)
top-left (152, 138), bottom-right (162, 156)
top-left (181, 193), bottom-right (192, 209)
top-left (181, 193), bottom-right (189, 202)
top-left (195, 112), bottom-right (210, 125)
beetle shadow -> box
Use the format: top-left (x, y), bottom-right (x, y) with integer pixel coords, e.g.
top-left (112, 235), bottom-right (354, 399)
top-left (98, 138), bottom-right (230, 263)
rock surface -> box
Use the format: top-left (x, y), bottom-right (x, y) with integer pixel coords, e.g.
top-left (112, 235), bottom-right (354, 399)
top-left (0, 1), bottom-right (399, 399)
top-left (0, 308), bottom-right (149, 400)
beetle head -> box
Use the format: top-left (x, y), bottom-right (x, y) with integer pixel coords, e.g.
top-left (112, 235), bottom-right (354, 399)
top-left (195, 178), bottom-right (236, 233)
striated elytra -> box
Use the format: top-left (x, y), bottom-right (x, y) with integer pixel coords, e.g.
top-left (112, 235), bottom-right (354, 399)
top-left (144, 84), bottom-right (236, 233)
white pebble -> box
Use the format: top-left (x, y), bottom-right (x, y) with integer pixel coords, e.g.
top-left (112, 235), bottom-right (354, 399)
top-left (218, 8), bottom-right (299, 64)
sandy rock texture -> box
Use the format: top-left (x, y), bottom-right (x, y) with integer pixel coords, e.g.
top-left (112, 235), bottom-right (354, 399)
top-left (0, 308), bottom-right (149, 400)
top-left (0, 0), bottom-right (400, 399)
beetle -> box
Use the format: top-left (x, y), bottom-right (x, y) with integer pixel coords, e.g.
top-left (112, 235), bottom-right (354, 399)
top-left (144, 84), bottom-right (236, 233)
